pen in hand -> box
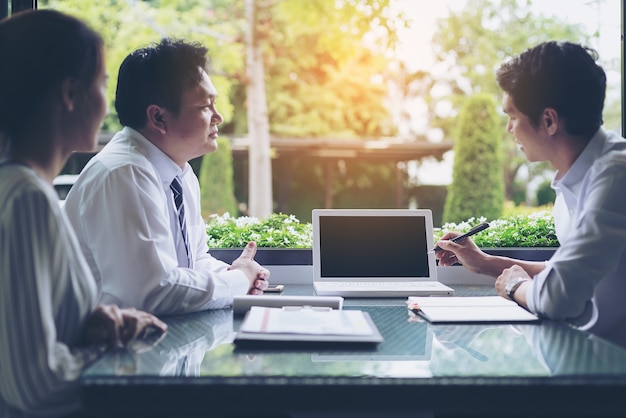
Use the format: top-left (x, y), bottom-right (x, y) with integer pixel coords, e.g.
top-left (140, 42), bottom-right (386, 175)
top-left (429, 222), bottom-right (490, 253)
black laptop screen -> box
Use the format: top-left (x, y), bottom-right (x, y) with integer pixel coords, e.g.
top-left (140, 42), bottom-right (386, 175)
top-left (319, 215), bottom-right (430, 278)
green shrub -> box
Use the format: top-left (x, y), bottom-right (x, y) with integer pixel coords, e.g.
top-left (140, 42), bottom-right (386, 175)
top-left (206, 213), bottom-right (313, 248)
top-left (443, 94), bottom-right (504, 224)
top-left (206, 211), bottom-right (558, 249)
top-left (536, 180), bottom-right (556, 206)
top-left (435, 211), bottom-right (559, 248)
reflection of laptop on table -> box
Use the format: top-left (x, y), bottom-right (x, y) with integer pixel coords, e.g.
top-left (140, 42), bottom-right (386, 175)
top-left (312, 209), bottom-right (454, 298)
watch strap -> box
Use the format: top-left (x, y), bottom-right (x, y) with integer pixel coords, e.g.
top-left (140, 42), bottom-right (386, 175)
top-left (506, 277), bottom-right (529, 301)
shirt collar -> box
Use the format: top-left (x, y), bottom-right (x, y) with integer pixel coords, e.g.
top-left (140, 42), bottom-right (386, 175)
top-left (553, 128), bottom-right (608, 191)
top-left (122, 127), bottom-right (191, 188)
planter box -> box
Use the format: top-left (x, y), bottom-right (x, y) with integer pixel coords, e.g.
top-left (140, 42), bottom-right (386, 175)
top-left (482, 247), bottom-right (556, 261)
top-left (210, 248), bottom-right (312, 284)
top-left (208, 247), bottom-right (557, 286)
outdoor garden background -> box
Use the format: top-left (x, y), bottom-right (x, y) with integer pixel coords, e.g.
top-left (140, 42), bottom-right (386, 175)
top-left (44, 0), bottom-right (622, 246)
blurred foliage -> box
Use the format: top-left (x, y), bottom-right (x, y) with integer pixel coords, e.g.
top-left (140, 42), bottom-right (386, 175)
top-left (260, 0), bottom-right (403, 138)
top-left (443, 94), bottom-right (504, 223)
top-left (199, 137), bottom-right (238, 218)
top-left (269, 159), bottom-right (403, 223)
top-left (40, 0), bottom-right (241, 132)
top-left (410, 185), bottom-right (448, 228)
top-left (435, 210), bottom-right (558, 248)
top-left (535, 180), bottom-right (556, 207)
top-left (503, 201), bottom-right (553, 216)
top-left (40, 0), bottom-right (403, 140)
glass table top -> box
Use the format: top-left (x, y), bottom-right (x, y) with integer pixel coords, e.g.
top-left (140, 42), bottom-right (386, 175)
top-left (83, 286), bottom-right (626, 382)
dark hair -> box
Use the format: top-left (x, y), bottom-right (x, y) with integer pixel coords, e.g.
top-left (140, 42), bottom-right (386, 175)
top-left (115, 38), bottom-right (209, 129)
top-left (496, 41), bottom-right (606, 138)
top-left (0, 9), bottom-right (103, 141)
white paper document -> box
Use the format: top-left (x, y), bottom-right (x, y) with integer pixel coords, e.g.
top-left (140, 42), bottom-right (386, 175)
top-left (240, 306), bottom-right (374, 335)
top-left (407, 296), bottom-right (539, 323)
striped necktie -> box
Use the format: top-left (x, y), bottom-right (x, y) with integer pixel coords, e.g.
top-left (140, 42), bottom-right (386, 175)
top-left (170, 177), bottom-right (192, 267)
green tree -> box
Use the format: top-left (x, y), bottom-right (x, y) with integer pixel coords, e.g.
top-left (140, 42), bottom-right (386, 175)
top-left (40, 0), bottom-right (241, 132)
top-left (258, 0), bottom-right (402, 138)
top-left (199, 137), bottom-right (238, 218)
top-left (443, 94), bottom-right (503, 224)
top-left (198, 0), bottom-right (405, 139)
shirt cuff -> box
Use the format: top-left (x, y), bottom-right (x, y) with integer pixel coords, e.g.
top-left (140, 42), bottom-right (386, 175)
top-left (203, 269), bottom-right (249, 310)
top-left (525, 282), bottom-right (536, 312)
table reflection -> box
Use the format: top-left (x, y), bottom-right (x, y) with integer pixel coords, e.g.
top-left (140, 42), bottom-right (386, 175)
top-left (98, 308), bottom-right (234, 377)
top-left (517, 320), bottom-right (626, 375)
top-left (86, 304), bottom-right (626, 381)
top-left (430, 324), bottom-right (489, 362)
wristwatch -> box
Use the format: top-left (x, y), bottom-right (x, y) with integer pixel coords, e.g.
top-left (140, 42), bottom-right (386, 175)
top-left (505, 277), bottom-right (530, 301)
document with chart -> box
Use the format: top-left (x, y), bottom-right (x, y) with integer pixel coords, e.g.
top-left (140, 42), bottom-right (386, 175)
top-left (235, 306), bottom-right (383, 345)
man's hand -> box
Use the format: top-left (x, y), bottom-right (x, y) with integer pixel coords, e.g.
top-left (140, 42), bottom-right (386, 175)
top-left (83, 305), bottom-right (168, 348)
top-left (496, 265), bottom-right (532, 304)
top-left (228, 241), bottom-right (271, 295)
top-left (435, 231), bottom-right (486, 274)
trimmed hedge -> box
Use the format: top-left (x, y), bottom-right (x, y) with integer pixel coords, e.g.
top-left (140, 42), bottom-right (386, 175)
top-left (443, 94), bottom-right (504, 224)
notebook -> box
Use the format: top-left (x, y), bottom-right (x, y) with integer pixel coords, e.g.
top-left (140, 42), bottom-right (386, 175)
top-left (312, 209), bottom-right (454, 297)
top-left (407, 296), bottom-right (539, 323)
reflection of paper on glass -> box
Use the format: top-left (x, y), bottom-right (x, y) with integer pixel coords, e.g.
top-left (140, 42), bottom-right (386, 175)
top-left (312, 309), bottom-right (432, 362)
top-left (240, 306), bottom-right (374, 336)
top-left (407, 296), bottom-right (539, 323)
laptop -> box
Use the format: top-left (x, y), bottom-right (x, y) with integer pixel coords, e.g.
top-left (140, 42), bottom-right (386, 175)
top-left (312, 209), bottom-right (454, 297)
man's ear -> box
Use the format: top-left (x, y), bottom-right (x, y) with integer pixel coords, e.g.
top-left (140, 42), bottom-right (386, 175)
top-left (146, 104), bottom-right (167, 134)
top-left (543, 108), bottom-right (559, 135)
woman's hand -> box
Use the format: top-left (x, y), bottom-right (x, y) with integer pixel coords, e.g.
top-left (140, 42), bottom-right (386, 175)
top-left (83, 305), bottom-right (167, 348)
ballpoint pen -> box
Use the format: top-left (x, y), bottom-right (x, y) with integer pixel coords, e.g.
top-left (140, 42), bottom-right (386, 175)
top-left (429, 221), bottom-right (490, 253)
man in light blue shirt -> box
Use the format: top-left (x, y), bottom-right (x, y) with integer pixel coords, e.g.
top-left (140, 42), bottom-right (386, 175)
top-left (436, 41), bottom-right (626, 348)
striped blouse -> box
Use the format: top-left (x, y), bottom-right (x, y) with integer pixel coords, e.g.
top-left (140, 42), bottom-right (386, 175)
top-left (0, 163), bottom-right (99, 417)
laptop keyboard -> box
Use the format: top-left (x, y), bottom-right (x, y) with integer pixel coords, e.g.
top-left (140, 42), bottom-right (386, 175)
top-left (314, 280), bottom-right (454, 297)
top-left (320, 281), bottom-right (441, 288)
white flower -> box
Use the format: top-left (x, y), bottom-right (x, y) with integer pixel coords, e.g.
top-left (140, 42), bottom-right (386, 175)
top-left (235, 216), bottom-right (260, 227)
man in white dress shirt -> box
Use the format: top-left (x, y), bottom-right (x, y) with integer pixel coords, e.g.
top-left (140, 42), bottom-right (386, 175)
top-left (435, 41), bottom-right (626, 348)
top-left (64, 38), bottom-right (269, 315)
